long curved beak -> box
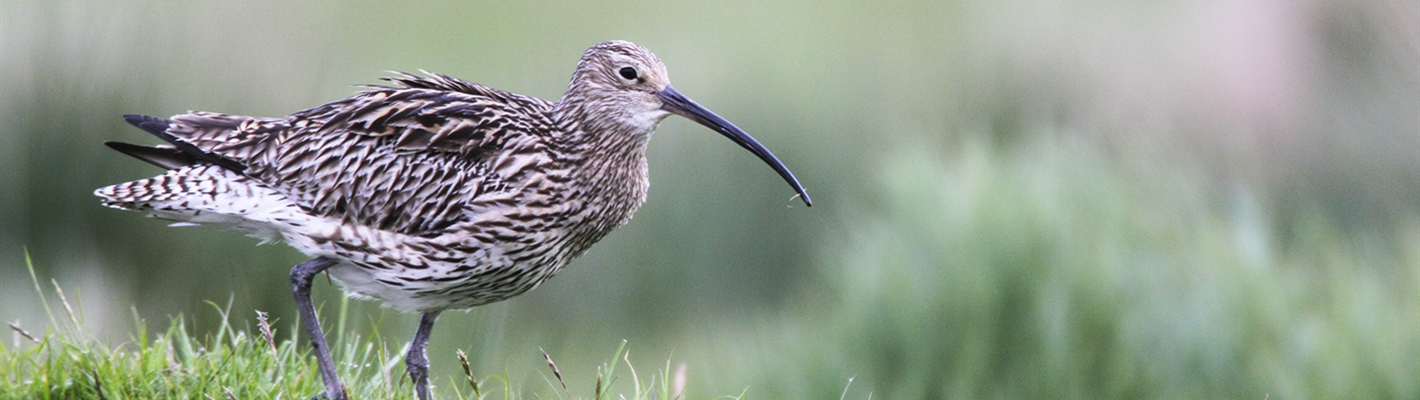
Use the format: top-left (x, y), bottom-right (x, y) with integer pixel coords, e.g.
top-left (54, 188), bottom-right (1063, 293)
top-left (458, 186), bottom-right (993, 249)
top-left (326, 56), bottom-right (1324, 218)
top-left (657, 86), bottom-right (812, 207)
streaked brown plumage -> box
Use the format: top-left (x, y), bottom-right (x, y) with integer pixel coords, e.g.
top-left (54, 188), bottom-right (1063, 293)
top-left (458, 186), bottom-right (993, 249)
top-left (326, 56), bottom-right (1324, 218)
top-left (95, 40), bottom-right (810, 400)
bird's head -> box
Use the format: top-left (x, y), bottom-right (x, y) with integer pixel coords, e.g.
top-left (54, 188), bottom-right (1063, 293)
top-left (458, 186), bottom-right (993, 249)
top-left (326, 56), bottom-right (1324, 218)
top-left (563, 40), bottom-right (812, 207)
top-left (565, 40), bottom-right (673, 133)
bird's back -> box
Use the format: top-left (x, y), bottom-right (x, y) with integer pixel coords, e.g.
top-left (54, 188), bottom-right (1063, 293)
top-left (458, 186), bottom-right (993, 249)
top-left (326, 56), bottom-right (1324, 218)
top-left (170, 72), bottom-right (560, 235)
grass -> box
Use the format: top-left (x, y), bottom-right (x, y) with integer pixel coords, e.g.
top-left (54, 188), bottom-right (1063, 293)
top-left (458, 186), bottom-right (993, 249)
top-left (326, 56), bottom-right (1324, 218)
top-left (1, 255), bottom-right (695, 400)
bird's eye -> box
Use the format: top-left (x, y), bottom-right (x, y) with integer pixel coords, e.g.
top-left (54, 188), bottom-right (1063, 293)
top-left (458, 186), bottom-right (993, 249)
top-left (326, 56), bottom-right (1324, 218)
top-left (618, 67), bottom-right (638, 81)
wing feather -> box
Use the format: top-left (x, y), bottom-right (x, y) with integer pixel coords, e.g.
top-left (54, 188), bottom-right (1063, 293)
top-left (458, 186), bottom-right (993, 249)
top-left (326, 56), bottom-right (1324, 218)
top-left (151, 72), bottom-right (557, 235)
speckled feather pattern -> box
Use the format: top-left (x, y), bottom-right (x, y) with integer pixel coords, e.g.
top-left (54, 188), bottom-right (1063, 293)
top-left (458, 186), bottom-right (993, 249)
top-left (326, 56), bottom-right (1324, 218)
top-left (96, 41), bottom-right (672, 312)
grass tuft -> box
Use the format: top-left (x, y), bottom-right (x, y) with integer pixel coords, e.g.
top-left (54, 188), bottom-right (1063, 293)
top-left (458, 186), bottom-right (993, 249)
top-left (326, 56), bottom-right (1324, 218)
top-left (3, 256), bottom-right (713, 399)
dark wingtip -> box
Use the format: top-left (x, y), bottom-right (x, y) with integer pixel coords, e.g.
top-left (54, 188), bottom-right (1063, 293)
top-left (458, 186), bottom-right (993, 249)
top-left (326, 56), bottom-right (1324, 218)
top-left (104, 141), bottom-right (198, 169)
top-left (123, 114), bottom-right (172, 138)
top-left (114, 114), bottom-right (246, 172)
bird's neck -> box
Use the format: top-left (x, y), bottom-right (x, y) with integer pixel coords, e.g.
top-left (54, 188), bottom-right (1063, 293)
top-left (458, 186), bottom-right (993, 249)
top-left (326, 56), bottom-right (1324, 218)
top-left (550, 99), bottom-right (654, 228)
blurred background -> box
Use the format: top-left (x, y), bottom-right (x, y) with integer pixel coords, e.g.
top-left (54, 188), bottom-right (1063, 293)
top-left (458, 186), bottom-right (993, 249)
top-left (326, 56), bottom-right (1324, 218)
top-left (3, 0), bottom-right (1419, 398)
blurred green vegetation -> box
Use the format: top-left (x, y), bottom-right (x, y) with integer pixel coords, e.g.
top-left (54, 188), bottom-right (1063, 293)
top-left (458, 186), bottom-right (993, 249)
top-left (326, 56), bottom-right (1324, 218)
top-left (4, 0), bottom-right (1419, 398)
top-left (717, 136), bottom-right (1420, 398)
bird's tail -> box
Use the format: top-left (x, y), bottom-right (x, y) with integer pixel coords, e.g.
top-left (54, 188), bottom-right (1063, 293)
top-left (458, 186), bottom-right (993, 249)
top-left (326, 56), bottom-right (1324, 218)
top-left (94, 164), bottom-right (292, 243)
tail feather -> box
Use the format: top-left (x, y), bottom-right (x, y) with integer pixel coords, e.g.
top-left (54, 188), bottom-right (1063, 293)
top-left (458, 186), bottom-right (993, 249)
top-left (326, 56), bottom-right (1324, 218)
top-left (94, 164), bottom-right (292, 243)
top-left (94, 167), bottom-right (207, 207)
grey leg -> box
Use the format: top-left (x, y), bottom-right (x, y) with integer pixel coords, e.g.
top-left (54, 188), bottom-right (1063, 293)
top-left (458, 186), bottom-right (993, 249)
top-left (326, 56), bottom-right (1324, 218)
top-left (407, 311), bottom-right (441, 400)
top-left (291, 258), bottom-right (347, 400)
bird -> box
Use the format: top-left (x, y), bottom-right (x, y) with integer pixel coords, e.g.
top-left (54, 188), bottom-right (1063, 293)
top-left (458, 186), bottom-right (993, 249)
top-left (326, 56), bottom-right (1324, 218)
top-left (94, 40), bottom-right (810, 400)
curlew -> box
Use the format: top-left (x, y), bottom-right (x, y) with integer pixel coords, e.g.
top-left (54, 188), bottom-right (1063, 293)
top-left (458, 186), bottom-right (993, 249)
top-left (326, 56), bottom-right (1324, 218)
top-left (95, 40), bottom-right (810, 400)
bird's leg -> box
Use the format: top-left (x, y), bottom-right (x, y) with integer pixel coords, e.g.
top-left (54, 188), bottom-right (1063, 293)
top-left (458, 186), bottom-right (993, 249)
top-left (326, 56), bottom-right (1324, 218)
top-left (290, 257), bottom-right (347, 400)
top-left (407, 311), bottom-right (441, 400)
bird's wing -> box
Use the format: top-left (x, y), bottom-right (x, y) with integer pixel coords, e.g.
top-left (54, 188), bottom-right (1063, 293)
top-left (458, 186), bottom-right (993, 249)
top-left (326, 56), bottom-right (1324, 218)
top-left (156, 72), bottom-right (558, 235)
